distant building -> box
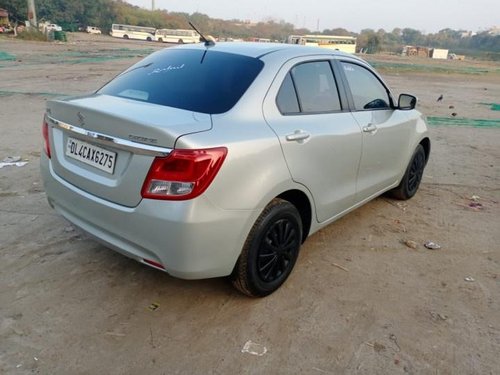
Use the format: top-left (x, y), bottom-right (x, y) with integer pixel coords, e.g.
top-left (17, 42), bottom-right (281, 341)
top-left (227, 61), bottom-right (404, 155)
top-left (430, 48), bottom-right (448, 59)
top-left (460, 31), bottom-right (476, 38)
top-left (402, 45), bottom-right (430, 58)
top-left (402, 46), bottom-right (448, 59)
top-left (233, 20), bottom-right (257, 27)
top-left (488, 27), bottom-right (500, 36)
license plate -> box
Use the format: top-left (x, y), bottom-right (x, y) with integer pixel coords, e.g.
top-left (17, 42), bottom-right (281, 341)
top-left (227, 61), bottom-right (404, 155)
top-left (66, 137), bottom-right (116, 174)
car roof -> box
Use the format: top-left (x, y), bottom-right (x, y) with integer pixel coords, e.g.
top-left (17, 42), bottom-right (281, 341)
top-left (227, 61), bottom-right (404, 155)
top-left (174, 42), bottom-right (359, 61)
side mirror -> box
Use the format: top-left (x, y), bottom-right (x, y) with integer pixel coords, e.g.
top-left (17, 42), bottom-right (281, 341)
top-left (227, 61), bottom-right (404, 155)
top-left (398, 94), bottom-right (417, 110)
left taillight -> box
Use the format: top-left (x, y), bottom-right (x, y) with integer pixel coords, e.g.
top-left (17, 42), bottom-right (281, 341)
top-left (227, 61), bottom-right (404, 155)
top-left (42, 117), bottom-right (51, 158)
top-left (141, 147), bottom-right (227, 201)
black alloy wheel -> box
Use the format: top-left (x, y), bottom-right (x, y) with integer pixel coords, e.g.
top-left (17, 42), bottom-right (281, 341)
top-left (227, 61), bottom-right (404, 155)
top-left (407, 147), bottom-right (425, 195)
top-left (231, 198), bottom-right (302, 297)
top-left (257, 218), bottom-right (300, 283)
top-left (388, 144), bottom-right (426, 200)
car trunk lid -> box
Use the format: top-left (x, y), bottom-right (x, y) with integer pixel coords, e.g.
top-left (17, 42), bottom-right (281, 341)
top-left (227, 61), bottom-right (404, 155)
top-left (46, 94), bottom-right (212, 207)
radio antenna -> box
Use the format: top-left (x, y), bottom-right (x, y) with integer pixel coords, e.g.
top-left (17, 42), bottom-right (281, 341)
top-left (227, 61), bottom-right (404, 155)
top-left (189, 22), bottom-right (215, 47)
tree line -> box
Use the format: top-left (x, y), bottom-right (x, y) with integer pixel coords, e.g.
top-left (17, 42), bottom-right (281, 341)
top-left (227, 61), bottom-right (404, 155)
top-left (1, 0), bottom-right (498, 59)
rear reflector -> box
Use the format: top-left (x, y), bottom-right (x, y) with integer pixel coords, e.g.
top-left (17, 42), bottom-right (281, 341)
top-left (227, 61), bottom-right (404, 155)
top-left (141, 147), bottom-right (227, 200)
top-left (143, 258), bottom-right (165, 270)
top-left (42, 119), bottom-right (51, 158)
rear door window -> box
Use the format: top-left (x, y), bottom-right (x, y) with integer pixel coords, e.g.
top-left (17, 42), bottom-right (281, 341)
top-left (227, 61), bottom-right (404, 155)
top-left (98, 49), bottom-right (264, 114)
top-left (277, 61), bottom-right (342, 114)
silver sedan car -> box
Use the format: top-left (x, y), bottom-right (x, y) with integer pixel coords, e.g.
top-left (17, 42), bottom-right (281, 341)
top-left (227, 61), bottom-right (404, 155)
top-left (41, 42), bottom-right (430, 296)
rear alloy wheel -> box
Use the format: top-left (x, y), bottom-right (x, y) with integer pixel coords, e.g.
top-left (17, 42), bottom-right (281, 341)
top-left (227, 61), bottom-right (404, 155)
top-left (231, 198), bottom-right (302, 297)
top-left (389, 144), bottom-right (426, 200)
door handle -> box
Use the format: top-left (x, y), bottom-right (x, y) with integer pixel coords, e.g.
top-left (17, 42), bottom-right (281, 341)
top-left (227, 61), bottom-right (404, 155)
top-left (362, 123), bottom-right (377, 133)
top-left (286, 130), bottom-right (310, 142)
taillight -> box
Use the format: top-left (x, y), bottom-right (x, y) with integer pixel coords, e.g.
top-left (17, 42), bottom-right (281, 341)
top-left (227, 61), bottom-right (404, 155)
top-left (141, 147), bottom-right (227, 200)
top-left (42, 118), bottom-right (51, 158)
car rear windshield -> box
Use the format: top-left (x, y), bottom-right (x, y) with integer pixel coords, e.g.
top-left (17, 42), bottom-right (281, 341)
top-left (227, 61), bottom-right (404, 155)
top-left (98, 48), bottom-right (264, 114)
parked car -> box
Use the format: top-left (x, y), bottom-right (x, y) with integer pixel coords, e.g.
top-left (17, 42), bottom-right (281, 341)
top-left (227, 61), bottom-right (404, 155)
top-left (40, 43), bottom-right (430, 296)
top-left (86, 26), bottom-right (101, 34)
top-left (46, 23), bottom-right (62, 32)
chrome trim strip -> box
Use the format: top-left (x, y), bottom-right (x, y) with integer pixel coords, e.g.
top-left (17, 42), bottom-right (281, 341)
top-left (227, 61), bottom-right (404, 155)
top-left (46, 115), bottom-right (172, 157)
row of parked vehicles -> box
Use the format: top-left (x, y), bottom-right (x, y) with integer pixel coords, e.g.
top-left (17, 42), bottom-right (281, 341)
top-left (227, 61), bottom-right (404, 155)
top-left (38, 22), bottom-right (101, 34)
top-left (110, 24), bottom-right (200, 43)
top-left (5, 21), bottom-right (191, 43)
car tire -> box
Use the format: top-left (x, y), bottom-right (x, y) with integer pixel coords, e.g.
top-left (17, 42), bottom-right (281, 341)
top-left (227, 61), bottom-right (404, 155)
top-left (231, 198), bottom-right (302, 297)
top-left (178, 39), bottom-right (184, 44)
top-left (388, 144), bottom-right (426, 200)
top-left (158, 38), bottom-right (163, 43)
top-left (123, 34), bottom-right (129, 39)
top-left (146, 37), bottom-right (152, 41)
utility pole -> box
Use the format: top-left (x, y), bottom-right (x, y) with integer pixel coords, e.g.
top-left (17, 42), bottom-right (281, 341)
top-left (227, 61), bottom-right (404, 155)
top-left (27, 0), bottom-right (37, 27)
top-left (152, 0), bottom-right (155, 11)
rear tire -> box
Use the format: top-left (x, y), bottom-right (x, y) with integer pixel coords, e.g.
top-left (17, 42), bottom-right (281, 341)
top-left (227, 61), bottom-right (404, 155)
top-left (388, 144), bottom-right (426, 200)
top-left (178, 39), bottom-right (184, 44)
top-left (231, 199), bottom-right (302, 297)
top-left (123, 34), bottom-right (129, 39)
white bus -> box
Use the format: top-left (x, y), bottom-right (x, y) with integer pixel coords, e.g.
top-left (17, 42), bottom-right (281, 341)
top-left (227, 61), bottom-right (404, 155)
top-left (287, 35), bottom-right (357, 53)
top-left (110, 24), bottom-right (156, 41)
top-left (155, 29), bottom-right (200, 44)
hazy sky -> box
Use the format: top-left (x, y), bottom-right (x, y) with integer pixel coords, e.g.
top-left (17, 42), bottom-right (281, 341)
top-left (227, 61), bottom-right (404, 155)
top-left (126, 0), bottom-right (499, 33)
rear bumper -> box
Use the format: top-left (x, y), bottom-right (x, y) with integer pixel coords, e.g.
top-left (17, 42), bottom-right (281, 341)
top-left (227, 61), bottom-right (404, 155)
top-left (40, 154), bottom-right (257, 279)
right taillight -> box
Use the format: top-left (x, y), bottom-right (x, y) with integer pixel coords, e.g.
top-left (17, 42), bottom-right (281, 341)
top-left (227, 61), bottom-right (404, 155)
top-left (141, 147), bottom-right (227, 200)
top-left (42, 118), bottom-right (51, 158)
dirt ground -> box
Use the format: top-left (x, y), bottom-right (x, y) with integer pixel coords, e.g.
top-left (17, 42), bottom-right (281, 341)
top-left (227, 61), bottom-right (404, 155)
top-left (0, 33), bottom-right (499, 374)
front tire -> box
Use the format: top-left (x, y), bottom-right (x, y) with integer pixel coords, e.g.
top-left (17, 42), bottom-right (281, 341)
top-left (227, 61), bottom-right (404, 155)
top-left (231, 199), bottom-right (302, 297)
top-left (389, 144), bottom-right (426, 200)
